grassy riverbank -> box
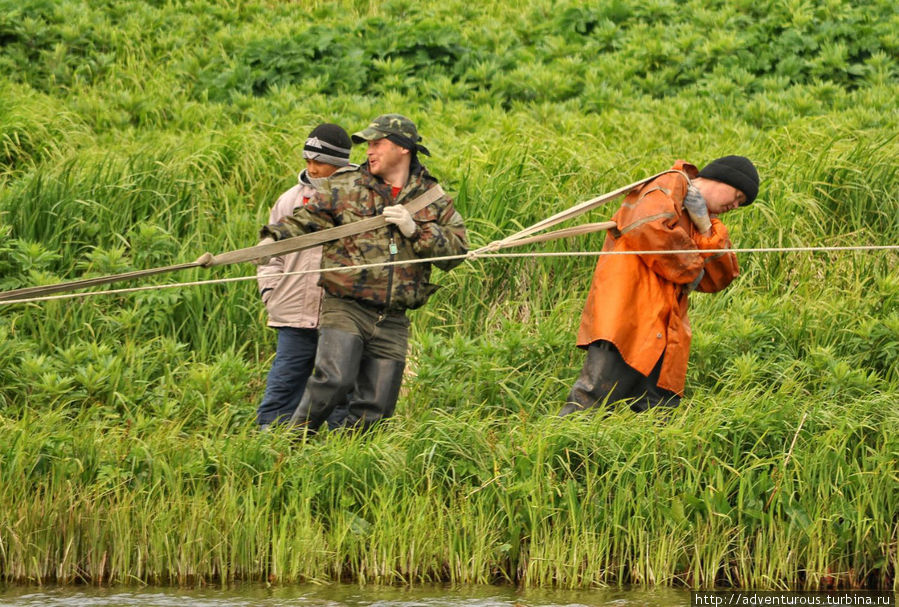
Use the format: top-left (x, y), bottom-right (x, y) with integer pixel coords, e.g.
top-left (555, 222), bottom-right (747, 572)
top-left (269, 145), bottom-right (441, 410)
top-left (1, 0), bottom-right (898, 590)
top-left (2, 394), bottom-right (896, 588)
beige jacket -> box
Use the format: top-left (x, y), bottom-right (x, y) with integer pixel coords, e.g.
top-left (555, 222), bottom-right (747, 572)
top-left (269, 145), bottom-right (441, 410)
top-left (256, 173), bottom-right (324, 328)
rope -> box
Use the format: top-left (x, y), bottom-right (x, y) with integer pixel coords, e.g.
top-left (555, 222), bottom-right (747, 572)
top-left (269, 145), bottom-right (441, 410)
top-left (2, 167), bottom-right (896, 306)
top-left (2, 244), bottom-right (896, 306)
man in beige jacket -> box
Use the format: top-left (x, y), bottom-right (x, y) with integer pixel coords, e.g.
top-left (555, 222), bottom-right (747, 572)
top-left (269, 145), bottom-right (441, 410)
top-left (256, 123), bottom-right (356, 427)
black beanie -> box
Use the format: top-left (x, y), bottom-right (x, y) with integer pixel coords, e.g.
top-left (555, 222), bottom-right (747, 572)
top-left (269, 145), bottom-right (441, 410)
top-left (697, 155), bottom-right (760, 205)
top-left (303, 123), bottom-right (352, 166)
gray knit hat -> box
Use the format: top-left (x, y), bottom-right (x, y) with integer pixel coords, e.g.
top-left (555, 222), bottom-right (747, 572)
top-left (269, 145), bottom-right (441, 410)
top-left (302, 123), bottom-right (352, 166)
top-left (698, 156), bottom-right (760, 205)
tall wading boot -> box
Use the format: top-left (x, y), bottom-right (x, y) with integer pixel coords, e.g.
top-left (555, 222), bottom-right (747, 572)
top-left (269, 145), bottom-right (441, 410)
top-left (288, 328), bottom-right (363, 435)
top-left (559, 340), bottom-right (640, 416)
top-left (341, 357), bottom-right (405, 433)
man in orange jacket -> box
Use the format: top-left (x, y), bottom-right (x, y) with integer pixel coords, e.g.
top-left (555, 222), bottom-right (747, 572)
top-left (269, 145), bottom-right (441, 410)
top-left (560, 156), bottom-right (760, 416)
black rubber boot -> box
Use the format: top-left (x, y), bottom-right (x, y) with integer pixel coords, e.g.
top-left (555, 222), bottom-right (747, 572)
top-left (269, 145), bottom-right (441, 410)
top-left (288, 328), bottom-right (364, 434)
top-left (629, 385), bottom-right (680, 417)
top-left (341, 357), bottom-right (405, 433)
top-left (559, 340), bottom-right (640, 416)
top-left (561, 340), bottom-right (680, 417)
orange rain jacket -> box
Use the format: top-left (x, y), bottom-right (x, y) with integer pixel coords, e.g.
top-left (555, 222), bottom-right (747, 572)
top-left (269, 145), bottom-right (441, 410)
top-left (575, 161), bottom-right (739, 395)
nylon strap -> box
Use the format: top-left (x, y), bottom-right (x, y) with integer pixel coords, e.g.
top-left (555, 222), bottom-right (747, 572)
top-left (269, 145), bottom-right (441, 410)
top-left (207, 185), bottom-right (445, 267)
top-left (488, 221), bottom-right (618, 250)
top-left (0, 185), bottom-right (446, 302)
top-left (469, 172), bottom-right (665, 255)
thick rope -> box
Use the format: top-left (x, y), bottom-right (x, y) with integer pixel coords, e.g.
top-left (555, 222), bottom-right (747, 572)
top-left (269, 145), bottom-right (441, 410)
top-left (207, 185), bottom-right (445, 267)
top-left (0, 258), bottom-right (211, 302)
top-left (487, 221), bottom-right (617, 249)
top-left (2, 244), bottom-right (897, 306)
top-left (0, 218), bottom-right (620, 305)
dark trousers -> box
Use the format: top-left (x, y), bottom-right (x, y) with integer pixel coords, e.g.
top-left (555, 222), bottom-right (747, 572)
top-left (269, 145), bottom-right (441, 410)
top-left (257, 327), bottom-right (347, 427)
top-left (560, 340), bottom-right (680, 416)
top-left (289, 296), bottom-right (408, 434)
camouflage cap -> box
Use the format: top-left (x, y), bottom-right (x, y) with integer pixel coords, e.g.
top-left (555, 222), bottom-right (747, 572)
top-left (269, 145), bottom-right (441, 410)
top-left (351, 113), bottom-right (431, 156)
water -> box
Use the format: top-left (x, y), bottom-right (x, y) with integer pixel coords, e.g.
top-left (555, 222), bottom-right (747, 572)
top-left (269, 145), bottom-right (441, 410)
top-left (0, 584), bottom-right (691, 606)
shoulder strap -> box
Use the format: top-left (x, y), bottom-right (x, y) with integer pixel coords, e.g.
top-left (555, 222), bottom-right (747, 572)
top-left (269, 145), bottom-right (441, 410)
top-left (207, 185), bottom-right (446, 267)
top-left (0, 187), bottom-right (446, 301)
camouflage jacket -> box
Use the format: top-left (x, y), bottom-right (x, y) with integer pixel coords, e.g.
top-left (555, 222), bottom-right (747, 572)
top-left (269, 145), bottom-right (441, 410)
top-left (260, 162), bottom-right (468, 311)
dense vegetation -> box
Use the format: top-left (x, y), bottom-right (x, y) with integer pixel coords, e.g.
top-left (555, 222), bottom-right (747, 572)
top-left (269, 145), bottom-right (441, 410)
top-left (1, 0), bottom-right (897, 591)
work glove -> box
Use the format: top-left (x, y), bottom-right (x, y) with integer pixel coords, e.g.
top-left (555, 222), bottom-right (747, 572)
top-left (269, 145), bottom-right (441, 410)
top-left (683, 185), bottom-right (712, 234)
top-left (382, 205), bottom-right (417, 238)
top-left (254, 236), bottom-right (275, 266)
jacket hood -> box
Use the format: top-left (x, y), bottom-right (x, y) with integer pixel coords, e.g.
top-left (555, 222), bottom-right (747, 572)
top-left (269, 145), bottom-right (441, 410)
top-left (299, 164), bottom-right (360, 192)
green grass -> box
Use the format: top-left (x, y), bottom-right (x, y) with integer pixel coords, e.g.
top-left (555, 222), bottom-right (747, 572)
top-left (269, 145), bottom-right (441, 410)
top-left (1, 0), bottom-right (898, 591)
top-left (0, 398), bottom-right (894, 588)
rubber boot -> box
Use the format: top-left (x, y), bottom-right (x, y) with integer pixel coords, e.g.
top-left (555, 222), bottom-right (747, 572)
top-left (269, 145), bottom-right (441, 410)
top-left (288, 328), bottom-right (363, 435)
top-left (325, 401), bottom-right (350, 430)
top-left (341, 357), bottom-right (405, 433)
top-left (559, 340), bottom-right (639, 416)
top-left (628, 349), bottom-right (680, 415)
top-left (629, 388), bottom-right (680, 417)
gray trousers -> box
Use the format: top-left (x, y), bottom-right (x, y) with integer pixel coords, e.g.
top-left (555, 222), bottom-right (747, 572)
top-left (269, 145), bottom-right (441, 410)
top-left (289, 296), bottom-right (408, 433)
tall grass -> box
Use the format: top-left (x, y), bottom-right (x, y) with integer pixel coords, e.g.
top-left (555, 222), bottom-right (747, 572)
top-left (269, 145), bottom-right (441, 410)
top-left (0, 397), bottom-right (894, 588)
top-left (1, 0), bottom-right (898, 591)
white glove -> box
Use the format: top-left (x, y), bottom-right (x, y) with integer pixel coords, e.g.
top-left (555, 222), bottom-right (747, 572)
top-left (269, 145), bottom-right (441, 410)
top-left (382, 205), bottom-right (417, 238)
top-left (254, 236), bottom-right (275, 266)
top-left (683, 185), bottom-right (711, 234)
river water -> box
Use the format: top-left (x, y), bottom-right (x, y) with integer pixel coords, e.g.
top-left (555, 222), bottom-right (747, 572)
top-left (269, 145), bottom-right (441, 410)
top-left (0, 584), bottom-right (692, 606)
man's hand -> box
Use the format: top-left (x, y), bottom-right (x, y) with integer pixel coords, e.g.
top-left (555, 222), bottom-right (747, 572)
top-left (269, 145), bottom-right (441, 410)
top-left (382, 205), bottom-right (417, 238)
top-left (254, 236), bottom-right (275, 265)
top-left (683, 185), bottom-right (711, 234)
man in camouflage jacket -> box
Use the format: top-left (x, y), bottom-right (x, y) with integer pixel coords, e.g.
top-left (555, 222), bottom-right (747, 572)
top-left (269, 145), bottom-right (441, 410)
top-left (259, 114), bottom-right (468, 433)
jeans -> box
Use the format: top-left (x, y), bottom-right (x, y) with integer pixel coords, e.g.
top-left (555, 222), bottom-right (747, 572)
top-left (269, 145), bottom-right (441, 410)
top-left (257, 327), bottom-right (348, 427)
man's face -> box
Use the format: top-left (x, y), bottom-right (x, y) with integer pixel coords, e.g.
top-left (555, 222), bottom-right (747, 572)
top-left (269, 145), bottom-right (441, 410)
top-left (700, 180), bottom-right (746, 216)
top-left (366, 137), bottom-right (408, 177)
top-left (306, 158), bottom-right (340, 179)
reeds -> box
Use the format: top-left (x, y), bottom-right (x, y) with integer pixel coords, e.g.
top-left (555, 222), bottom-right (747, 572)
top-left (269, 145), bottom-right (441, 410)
top-left (0, 395), bottom-right (895, 588)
